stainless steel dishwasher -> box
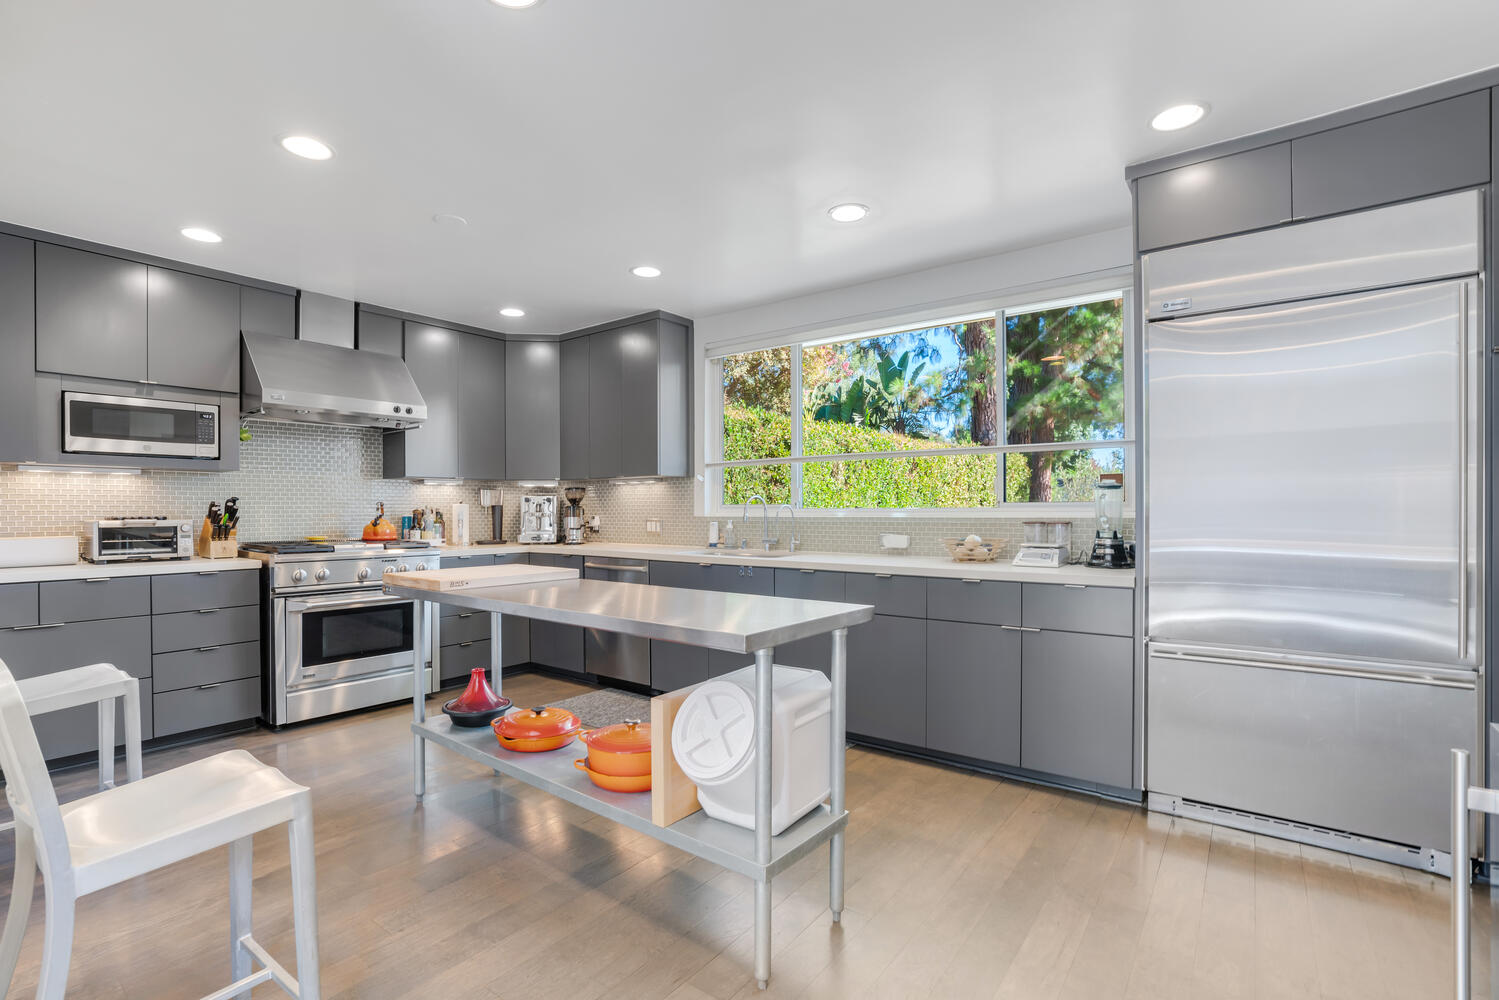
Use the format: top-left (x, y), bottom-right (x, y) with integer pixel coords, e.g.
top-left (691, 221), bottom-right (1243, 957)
top-left (582, 556), bottom-right (651, 684)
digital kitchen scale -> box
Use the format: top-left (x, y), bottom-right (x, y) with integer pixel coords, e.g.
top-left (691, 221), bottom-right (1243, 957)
top-left (1012, 543), bottom-right (1066, 568)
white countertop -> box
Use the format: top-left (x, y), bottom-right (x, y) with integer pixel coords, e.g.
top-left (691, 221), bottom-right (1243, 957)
top-left (435, 540), bottom-right (1136, 588)
top-left (0, 556), bottom-right (261, 585)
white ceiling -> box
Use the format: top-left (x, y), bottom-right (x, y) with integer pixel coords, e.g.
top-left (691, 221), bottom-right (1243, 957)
top-left (1, 1), bottom-right (1496, 335)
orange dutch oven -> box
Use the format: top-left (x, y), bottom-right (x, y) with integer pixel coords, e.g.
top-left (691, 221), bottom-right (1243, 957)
top-left (577, 719), bottom-right (652, 777)
top-left (492, 706), bottom-right (582, 752)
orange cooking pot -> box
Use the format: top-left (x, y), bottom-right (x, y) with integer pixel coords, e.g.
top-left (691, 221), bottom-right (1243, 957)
top-left (492, 706), bottom-right (582, 752)
top-left (578, 720), bottom-right (652, 777)
top-left (573, 758), bottom-right (651, 793)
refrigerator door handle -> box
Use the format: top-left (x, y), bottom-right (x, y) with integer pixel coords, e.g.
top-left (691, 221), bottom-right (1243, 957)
top-left (1456, 280), bottom-right (1469, 663)
top-left (1149, 644), bottom-right (1477, 690)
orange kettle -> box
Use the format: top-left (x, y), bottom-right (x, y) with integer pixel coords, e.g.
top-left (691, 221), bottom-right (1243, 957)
top-left (363, 502), bottom-right (399, 542)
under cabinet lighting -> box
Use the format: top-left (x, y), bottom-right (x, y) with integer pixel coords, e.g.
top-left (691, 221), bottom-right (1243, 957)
top-left (489, 0), bottom-right (544, 7)
top-left (180, 227), bottom-right (222, 243)
top-left (422, 479), bottom-right (465, 486)
top-left (16, 465), bottom-right (142, 476)
top-left (1150, 103), bottom-right (1207, 131)
top-left (279, 135), bottom-right (335, 160)
top-left (518, 481), bottom-right (558, 488)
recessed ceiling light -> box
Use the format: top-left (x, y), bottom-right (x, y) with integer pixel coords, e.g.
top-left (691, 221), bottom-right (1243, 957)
top-left (827, 203), bottom-right (869, 223)
top-left (432, 213), bottom-right (469, 229)
top-left (489, 0), bottom-right (544, 7)
top-left (631, 265), bottom-right (662, 279)
top-left (279, 135), bottom-right (335, 160)
top-left (1150, 103), bottom-right (1207, 131)
top-left (500, 307), bottom-right (525, 318)
top-left (180, 227), bottom-right (222, 243)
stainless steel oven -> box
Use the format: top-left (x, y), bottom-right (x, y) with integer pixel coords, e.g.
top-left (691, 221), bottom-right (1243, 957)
top-left (63, 390), bottom-right (219, 459)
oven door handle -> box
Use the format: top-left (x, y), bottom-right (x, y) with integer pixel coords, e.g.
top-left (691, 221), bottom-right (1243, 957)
top-left (285, 593), bottom-right (410, 614)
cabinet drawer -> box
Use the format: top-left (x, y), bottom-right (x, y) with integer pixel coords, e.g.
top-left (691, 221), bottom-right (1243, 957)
top-left (440, 639), bottom-right (490, 684)
top-left (1136, 143), bottom-right (1291, 251)
top-left (845, 573), bottom-right (926, 618)
top-left (649, 560), bottom-right (715, 591)
top-left (152, 604), bottom-right (259, 653)
top-left (40, 576), bottom-right (151, 623)
top-left (1022, 583), bottom-right (1133, 636)
top-left (773, 568), bottom-right (846, 602)
top-left (440, 611), bottom-right (491, 644)
top-left (1292, 91), bottom-right (1491, 220)
top-left (1021, 630), bottom-right (1134, 788)
top-left (0, 583), bottom-right (37, 628)
top-left (151, 569), bottom-right (259, 613)
top-left (438, 554), bottom-right (495, 573)
top-left (153, 677), bottom-right (260, 738)
top-left (153, 641), bottom-right (260, 693)
top-left (926, 577), bottom-right (1020, 626)
top-left (924, 621), bottom-right (1020, 766)
top-left (0, 615), bottom-right (151, 680)
top-left (35, 677), bottom-right (153, 762)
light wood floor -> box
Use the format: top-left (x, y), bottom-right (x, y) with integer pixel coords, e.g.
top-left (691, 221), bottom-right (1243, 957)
top-left (0, 670), bottom-right (1489, 999)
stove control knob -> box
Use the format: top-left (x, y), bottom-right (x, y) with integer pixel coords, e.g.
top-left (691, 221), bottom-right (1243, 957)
top-left (397, 563), bottom-right (409, 573)
top-left (357, 567), bottom-right (372, 582)
top-left (315, 568), bottom-right (330, 582)
top-left (415, 562), bottom-right (428, 572)
top-left (382, 566), bottom-right (396, 575)
top-left (291, 569), bottom-right (307, 584)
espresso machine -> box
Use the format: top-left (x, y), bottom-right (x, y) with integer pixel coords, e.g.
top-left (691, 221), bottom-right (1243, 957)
top-left (563, 487), bottom-right (587, 545)
top-left (517, 494), bottom-right (557, 544)
top-left (1087, 479), bottom-right (1134, 568)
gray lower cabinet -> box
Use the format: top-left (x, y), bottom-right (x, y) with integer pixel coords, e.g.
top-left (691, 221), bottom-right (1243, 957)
top-left (846, 573), bottom-right (926, 619)
top-left (40, 577), bottom-right (151, 623)
top-left (505, 340), bottom-right (561, 481)
top-left (712, 563), bottom-right (774, 595)
top-left (1021, 630), bottom-right (1134, 788)
top-left (773, 569), bottom-right (846, 674)
top-left (152, 605), bottom-right (259, 653)
top-left (531, 619), bottom-right (584, 674)
top-left (153, 642), bottom-right (259, 692)
top-left (924, 621), bottom-right (1021, 766)
top-left (385, 322), bottom-right (460, 479)
top-left (151, 569), bottom-right (258, 614)
top-left (709, 650), bottom-right (756, 677)
top-left (241, 286), bottom-right (295, 339)
top-left (559, 337), bottom-right (589, 480)
top-left (33, 678), bottom-right (153, 762)
top-left (846, 614), bottom-right (925, 746)
top-left (1021, 583), bottom-right (1132, 637)
top-left (0, 583), bottom-right (38, 628)
top-left (926, 577), bottom-right (1020, 626)
top-left (35, 243), bottom-right (149, 383)
top-left (154, 678), bottom-right (259, 739)
top-left (1135, 142), bottom-right (1292, 252)
top-left (1291, 90), bottom-right (1491, 221)
top-left (649, 560), bottom-right (715, 591)
top-left (440, 640), bottom-right (492, 681)
top-left (146, 267), bottom-right (241, 392)
top-left (0, 234), bottom-right (37, 464)
top-left (458, 333), bottom-right (507, 480)
top-left (651, 640), bottom-right (707, 692)
top-left (0, 616), bottom-right (152, 681)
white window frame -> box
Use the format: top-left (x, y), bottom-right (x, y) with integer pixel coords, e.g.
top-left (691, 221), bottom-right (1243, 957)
top-left (703, 281), bottom-right (1134, 519)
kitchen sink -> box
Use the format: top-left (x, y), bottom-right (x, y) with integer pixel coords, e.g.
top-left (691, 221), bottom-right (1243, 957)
top-left (688, 548), bottom-right (793, 559)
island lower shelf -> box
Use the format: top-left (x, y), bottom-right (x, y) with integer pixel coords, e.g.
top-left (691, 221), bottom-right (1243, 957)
top-left (414, 714), bottom-right (848, 882)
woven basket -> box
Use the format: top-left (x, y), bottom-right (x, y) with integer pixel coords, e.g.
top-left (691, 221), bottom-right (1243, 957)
top-left (941, 537), bottom-right (1003, 563)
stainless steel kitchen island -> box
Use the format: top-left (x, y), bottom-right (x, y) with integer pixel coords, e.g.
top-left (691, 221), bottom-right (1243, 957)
top-left (383, 570), bottom-right (874, 989)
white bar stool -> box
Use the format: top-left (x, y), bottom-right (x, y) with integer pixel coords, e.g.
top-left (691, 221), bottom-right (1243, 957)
top-left (0, 659), bottom-right (321, 1000)
top-left (20, 662), bottom-right (142, 789)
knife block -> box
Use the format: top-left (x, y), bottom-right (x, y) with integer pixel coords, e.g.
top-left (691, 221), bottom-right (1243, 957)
top-left (196, 519), bottom-right (238, 559)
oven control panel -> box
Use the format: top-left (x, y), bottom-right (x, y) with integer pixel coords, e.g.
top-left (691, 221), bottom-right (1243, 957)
top-left (272, 553), bottom-right (441, 591)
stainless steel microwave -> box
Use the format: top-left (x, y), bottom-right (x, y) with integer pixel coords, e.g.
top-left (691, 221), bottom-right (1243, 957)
top-left (62, 391), bottom-right (219, 459)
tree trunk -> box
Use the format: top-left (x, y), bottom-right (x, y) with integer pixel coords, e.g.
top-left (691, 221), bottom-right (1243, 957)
top-left (1007, 368), bottom-right (1055, 501)
top-left (963, 322), bottom-right (999, 446)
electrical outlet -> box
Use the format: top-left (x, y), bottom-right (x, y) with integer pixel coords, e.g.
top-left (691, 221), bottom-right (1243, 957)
top-left (645, 519), bottom-right (661, 534)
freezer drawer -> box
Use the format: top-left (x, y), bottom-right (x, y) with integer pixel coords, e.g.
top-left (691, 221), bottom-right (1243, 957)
top-left (1147, 650), bottom-right (1477, 849)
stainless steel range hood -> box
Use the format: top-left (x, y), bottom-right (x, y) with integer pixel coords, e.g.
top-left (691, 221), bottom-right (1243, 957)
top-left (240, 332), bottom-right (427, 429)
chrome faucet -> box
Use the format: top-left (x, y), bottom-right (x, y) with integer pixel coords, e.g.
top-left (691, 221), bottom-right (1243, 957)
top-left (743, 495), bottom-right (776, 552)
top-left (776, 504), bottom-right (799, 553)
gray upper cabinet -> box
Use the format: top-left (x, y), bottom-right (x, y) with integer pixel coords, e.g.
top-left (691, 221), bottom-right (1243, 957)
top-left (505, 340), bottom-right (561, 481)
top-left (240, 286), bottom-right (295, 339)
top-left (588, 329), bottom-right (622, 478)
top-left (1135, 143), bottom-right (1292, 252)
top-left (458, 333), bottom-right (506, 480)
top-left (620, 317), bottom-right (689, 477)
top-left (35, 243), bottom-right (148, 383)
top-left (146, 267), bottom-right (241, 392)
top-left (1291, 91), bottom-right (1491, 221)
top-left (356, 309), bottom-right (404, 357)
top-left (0, 235), bottom-right (37, 464)
top-left (384, 323), bottom-right (459, 479)
top-left (559, 336), bottom-right (589, 480)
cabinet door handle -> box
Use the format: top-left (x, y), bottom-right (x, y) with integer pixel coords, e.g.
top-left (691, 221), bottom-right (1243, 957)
top-left (1063, 584), bottom-right (1086, 590)
top-left (198, 682), bottom-right (222, 690)
top-left (456, 613), bottom-right (476, 619)
top-left (698, 562), bottom-right (712, 567)
top-left (197, 571), bottom-right (220, 577)
top-left (196, 608), bottom-right (220, 614)
top-left (458, 641), bottom-right (476, 648)
top-left (84, 577), bottom-right (111, 583)
top-left (874, 573), bottom-right (893, 579)
top-left (961, 578), bottom-right (981, 584)
top-left (12, 623), bottom-right (63, 632)
top-left (799, 569), bottom-right (815, 574)
top-left (1000, 625), bottom-right (1041, 633)
top-left (196, 646), bottom-right (221, 653)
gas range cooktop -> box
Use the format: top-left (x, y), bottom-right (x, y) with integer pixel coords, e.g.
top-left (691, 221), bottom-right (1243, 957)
top-left (240, 539), bottom-right (434, 557)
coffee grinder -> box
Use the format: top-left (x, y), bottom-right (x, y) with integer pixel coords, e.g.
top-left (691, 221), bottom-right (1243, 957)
top-left (1087, 477), bottom-right (1133, 568)
top-left (563, 487), bottom-right (587, 545)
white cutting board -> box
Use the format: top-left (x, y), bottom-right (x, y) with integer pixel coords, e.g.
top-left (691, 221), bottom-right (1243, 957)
top-left (383, 563), bottom-right (577, 592)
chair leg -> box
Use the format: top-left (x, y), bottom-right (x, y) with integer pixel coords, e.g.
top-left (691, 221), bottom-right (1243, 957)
top-left (34, 874), bottom-right (73, 1000)
top-left (229, 836), bottom-right (253, 999)
top-left (96, 699), bottom-right (115, 791)
top-left (0, 824), bottom-right (37, 993)
top-left (288, 803), bottom-right (320, 1000)
top-left (122, 679), bottom-right (143, 783)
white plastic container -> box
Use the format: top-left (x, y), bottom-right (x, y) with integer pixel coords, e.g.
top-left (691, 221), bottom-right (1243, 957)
top-left (0, 536), bottom-right (78, 569)
top-left (671, 664), bottom-right (831, 835)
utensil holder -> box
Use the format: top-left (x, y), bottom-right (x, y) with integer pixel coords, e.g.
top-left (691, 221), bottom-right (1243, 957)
top-left (196, 519), bottom-right (238, 559)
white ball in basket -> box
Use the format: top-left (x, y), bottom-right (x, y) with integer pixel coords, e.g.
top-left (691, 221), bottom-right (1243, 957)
top-left (963, 534), bottom-right (983, 548)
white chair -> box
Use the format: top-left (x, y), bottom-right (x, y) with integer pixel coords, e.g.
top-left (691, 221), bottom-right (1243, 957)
top-left (0, 659), bottom-right (321, 1000)
top-left (20, 662), bottom-right (143, 791)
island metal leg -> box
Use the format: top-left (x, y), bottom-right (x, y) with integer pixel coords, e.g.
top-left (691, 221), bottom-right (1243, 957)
top-left (413, 597), bottom-right (427, 799)
top-left (829, 627), bottom-right (847, 922)
top-left (490, 612), bottom-right (504, 696)
top-left (754, 646), bottom-right (774, 990)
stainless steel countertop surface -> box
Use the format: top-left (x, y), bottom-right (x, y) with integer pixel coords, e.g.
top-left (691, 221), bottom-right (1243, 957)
top-left (383, 576), bottom-right (874, 653)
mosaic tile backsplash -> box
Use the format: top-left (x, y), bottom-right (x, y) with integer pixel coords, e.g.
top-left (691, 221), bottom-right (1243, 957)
top-left (0, 421), bottom-right (1131, 562)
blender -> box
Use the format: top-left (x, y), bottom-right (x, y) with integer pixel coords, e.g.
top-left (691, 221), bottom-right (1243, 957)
top-left (1087, 479), bottom-right (1133, 568)
top-left (563, 487), bottom-right (588, 545)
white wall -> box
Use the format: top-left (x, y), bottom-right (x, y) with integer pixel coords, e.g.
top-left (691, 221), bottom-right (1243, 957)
top-left (690, 226), bottom-right (1135, 510)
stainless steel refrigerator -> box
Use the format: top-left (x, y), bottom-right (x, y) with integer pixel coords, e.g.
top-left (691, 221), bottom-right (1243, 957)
top-left (1142, 189), bottom-right (1484, 867)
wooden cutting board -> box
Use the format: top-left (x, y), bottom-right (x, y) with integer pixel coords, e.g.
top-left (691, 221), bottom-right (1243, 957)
top-left (651, 685), bottom-right (702, 827)
top-left (383, 563), bottom-right (577, 592)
